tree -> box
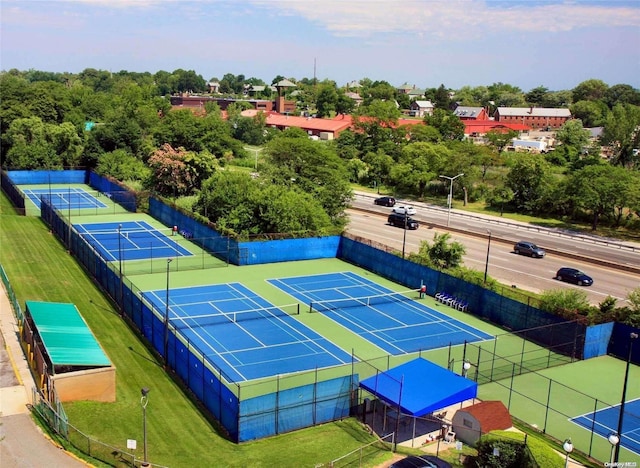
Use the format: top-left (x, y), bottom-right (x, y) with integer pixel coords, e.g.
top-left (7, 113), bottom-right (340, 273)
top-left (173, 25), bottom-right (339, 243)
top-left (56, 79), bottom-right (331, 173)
top-left (487, 82), bottom-right (525, 107)
top-left (315, 83), bottom-right (338, 118)
top-left (95, 149), bottom-right (151, 182)
top-left (388, 142), bottom-right (449, 197)
top-left (4, 117), bottom-right (83, 169)
top-left (539, 289), bottom-right (591, 320)
top-left (414, 233), bottom-right (466, 269)
top-left (264, 136), bottom-right (352, 226)
top-left (505, 155), bottom-right (554, 212)
top-left (423, 109), bottom-right (465, 141)
top-left (572, 79), bottom-right (608, 103)
top-left (565, 164), bottom-right (635, 230)
top-left (604, 84), bottom-right (640, 108)
top-left (601, 104), bottom-right (640, 168)
top-left (352, 100), bottom-right (401, 154)
top-left (362, 150), bottom-right (395, 187)
top-left (570, 100), bottom-right (609, 127)
top-left (335, 92), bottom-right (356, 116)
top-left (433, 84), bottom-right (451, 109)
top-left (525, 86), bottom-right (549, 106)
top-left (405, 124), bottom-right (441, 143)
top-left (147, 144), bottom-right (216, 196)
top-left (485, 129), bottom-right (518, 154)
top-left (555, 119), bottom-right (590, 149)
top-left (195, 171), bottom-right (333, 237)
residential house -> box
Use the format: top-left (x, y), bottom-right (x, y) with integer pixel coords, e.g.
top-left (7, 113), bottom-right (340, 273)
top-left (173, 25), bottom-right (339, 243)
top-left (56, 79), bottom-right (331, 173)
top-left (397, 83), bottom-right (415, 94)
top-left (495, 107), bottom-right (571, 129)
top-left (409, 100), bottom-right (434, 118)
top-left (345, 92), bottom-right (363, 107)
top-left (407, 87), bottom-right (426, 100)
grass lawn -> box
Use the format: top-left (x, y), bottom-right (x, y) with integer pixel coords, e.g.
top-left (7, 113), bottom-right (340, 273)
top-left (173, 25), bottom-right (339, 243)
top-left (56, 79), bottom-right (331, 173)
top-left (0, 192), bottom-right (393, 467)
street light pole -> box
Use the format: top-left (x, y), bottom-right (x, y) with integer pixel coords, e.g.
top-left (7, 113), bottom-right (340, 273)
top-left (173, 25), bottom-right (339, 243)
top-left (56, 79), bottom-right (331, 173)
top-left (484, 230), bottom-right (492, 283)
top-left (140, 387), bottom-right (150, 466)
top-left (608, 433), bottom-right (619, 465)
top-left (164, 258), bottom-right (173, 366)
top-left (462, 361), bottom-right (471, 378)
top-left (614, 332), bottom-right (638, 462)
top-left (562, 438), bottom-right (573, 468)
top-left (439, 173), bottom-right (464, 227)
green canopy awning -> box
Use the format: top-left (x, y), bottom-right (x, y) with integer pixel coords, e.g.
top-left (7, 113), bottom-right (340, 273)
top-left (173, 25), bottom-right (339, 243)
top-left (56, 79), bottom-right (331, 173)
top-left (26, 301), bottom-right (111, 368)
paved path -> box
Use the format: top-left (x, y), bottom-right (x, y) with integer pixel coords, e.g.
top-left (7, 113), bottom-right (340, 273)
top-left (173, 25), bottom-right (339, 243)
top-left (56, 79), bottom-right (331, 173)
top-left (0, 281), bottom-right (89, 467)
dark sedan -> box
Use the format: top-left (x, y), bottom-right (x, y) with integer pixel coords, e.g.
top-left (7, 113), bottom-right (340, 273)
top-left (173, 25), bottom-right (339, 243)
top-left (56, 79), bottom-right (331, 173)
top-left (555, 267), bottom-right (593, 286)
top-left (374, 196), bottom-right (396, 207)
top-left (390, 455), bottom-right (451, 468)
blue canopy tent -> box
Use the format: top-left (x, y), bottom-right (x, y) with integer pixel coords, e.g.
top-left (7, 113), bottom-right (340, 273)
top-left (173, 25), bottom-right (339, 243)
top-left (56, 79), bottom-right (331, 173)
top-left (359, 358), bottom-right (477, 446)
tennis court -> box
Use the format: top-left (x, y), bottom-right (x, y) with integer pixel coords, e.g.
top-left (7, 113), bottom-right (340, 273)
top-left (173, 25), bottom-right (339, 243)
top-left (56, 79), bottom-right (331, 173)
top-left (571, 398), bottom-right (640, 456)
top-left (24, 187), bottom-right (106, 210)
top-left (74, 221), bottom-right (192, 262)
top-left (269, 271), bottom-right (493, 355)
top-left (142, 283), bottom-right (353, 382)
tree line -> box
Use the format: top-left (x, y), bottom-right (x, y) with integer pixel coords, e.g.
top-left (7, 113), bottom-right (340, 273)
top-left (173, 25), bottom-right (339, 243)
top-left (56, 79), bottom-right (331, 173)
top-left (1, 68), bottom-right (639, 236)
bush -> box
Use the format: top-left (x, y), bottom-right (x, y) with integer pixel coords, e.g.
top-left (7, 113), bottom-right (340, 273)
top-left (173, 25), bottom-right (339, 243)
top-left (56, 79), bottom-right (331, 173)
top-left (477, 431), bottom-right (564, 468)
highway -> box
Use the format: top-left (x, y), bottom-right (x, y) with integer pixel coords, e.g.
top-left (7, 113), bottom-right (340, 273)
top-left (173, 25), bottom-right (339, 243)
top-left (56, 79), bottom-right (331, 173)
top-left (346, 193), bottom-right (640, 305)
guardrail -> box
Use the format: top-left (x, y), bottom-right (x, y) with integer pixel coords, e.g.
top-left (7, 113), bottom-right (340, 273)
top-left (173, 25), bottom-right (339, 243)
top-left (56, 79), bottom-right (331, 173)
top-left (352, 192), bottom-right (640, 275)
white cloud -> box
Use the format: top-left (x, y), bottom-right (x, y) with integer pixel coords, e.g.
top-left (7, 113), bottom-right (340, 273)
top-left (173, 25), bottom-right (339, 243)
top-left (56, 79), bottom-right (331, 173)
top-left (250, 0), bottom-right (640, 36)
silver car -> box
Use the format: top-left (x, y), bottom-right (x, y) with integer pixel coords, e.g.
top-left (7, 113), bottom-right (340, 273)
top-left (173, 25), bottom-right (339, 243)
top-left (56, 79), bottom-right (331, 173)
top-left (513, 241), bottom-right (545, 258)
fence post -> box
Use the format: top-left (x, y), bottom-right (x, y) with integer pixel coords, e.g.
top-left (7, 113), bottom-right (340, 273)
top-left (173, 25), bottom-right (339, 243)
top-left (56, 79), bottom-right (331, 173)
top-left (543, 378), bottom-right (552, 433)
top-left (507, 362), bottom-right (516, 410)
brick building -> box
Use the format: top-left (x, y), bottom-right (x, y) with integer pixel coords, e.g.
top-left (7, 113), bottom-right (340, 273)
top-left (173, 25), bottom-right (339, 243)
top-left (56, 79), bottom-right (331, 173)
top-left (494, 107), bottom-right (571, 129)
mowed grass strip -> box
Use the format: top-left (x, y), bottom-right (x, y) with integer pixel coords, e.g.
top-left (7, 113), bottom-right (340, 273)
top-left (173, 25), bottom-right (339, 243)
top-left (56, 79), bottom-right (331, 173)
top-left (0, 192), bottom-right (390, 467)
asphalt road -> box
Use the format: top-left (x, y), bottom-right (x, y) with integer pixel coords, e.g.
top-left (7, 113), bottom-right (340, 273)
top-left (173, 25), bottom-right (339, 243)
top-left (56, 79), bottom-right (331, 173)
top-left (347, 193), bottom-right (640, 304)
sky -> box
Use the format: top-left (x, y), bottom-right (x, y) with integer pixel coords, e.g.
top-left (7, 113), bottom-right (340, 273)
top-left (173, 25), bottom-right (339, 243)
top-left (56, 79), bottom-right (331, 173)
top-left (1, 0), bottom-right (639, 92)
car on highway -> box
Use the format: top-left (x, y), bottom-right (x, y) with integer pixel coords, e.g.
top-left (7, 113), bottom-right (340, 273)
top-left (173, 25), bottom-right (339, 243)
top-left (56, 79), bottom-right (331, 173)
top-left (390, 455), bottom-right (451, 468)
top-left (388, 213), bottom-right (419, 230)
top-left (555, 267), bottom-right (593, 286)
top-left (392, 205), bottom-right (417, 215)
top-left (374, 196), bottom-right (396, 207)
top-left (513, 241), bottom-right (545, 258)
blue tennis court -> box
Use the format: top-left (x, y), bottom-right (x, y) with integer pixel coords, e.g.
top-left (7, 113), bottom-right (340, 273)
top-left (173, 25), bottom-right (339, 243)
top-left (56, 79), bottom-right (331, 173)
top-left (142, 283), bottom-right (353, 382)
top-left (74, 221), bottom-right (192, 261)
top-left (23, 188), bottom-right (106, 210)
top-left (571, 398), bottom-right (640, 456)
top-left (269, 272), bottom-right (493, 355)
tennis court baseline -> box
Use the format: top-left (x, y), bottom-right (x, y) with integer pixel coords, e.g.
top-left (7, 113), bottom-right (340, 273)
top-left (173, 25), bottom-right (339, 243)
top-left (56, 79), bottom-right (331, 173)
top-left (142, 283), bottom-right (353, 382)
top-left (571, 398), bottom-right (640, 456)
top-left (24, 187), bottom-right (107, 210)
top-left (74, 221), bottom-right (192, 262)
top-left (269, 272), bottom-right (493, 355)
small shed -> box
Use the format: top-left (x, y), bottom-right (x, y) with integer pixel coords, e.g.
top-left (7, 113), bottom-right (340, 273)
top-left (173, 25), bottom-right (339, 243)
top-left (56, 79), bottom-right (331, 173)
top-left (451, 400), bottom-right (512, 445)
top-left (22, 301), bottom-right (116, 402)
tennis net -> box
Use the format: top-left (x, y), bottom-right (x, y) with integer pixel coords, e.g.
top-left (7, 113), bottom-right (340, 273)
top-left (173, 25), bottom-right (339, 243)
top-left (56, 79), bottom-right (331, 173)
top-left (79, 228), bottom-right (172, 240)
top-left (309, 289), bottom-right (418, 313)
top-left (172, 303), bottom-right (300, 329)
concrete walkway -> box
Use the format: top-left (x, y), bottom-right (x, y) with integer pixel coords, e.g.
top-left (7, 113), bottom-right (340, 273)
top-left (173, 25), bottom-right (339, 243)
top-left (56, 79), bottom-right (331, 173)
top-left (0, 281), bottom-right (89, 467)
